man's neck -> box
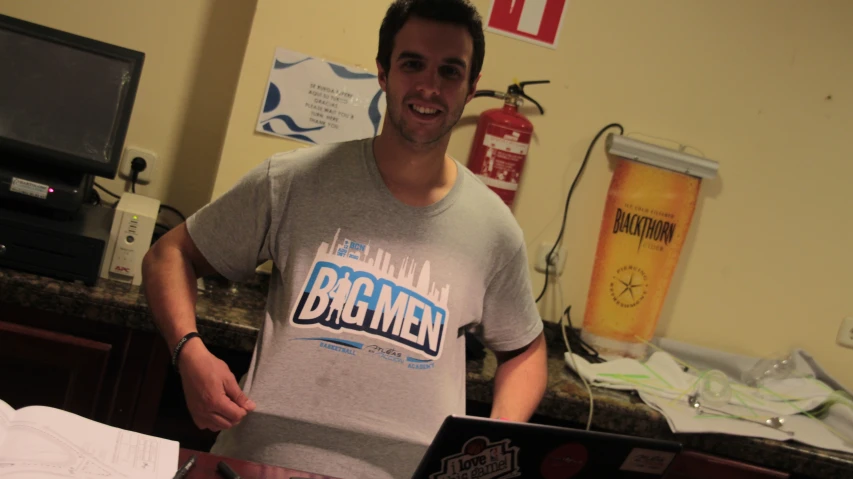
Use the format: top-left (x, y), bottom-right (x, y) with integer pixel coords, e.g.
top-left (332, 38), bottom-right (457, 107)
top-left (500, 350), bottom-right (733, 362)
top-left (372, 131), bottom-right (457, 207)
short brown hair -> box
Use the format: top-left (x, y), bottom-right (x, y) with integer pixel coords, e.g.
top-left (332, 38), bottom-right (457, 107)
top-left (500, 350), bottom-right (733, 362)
top-left (377, 0), bottom-right (485, 90)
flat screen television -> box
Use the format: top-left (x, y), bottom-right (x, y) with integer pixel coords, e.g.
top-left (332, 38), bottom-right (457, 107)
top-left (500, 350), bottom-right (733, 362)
top-left (0, 13), bottom-right (144, 213)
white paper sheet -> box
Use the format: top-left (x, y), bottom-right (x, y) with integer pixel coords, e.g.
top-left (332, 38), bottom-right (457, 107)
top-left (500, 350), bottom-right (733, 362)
top-left (0, 400), bottom-right (180, 479)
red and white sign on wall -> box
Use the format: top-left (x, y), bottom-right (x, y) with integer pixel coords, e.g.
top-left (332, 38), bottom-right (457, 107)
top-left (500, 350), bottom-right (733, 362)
top-left (486, 0), bottom-right (569, 49)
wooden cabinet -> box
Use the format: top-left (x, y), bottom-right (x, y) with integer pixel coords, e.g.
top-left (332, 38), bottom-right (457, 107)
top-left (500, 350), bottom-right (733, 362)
top-left (0, 320), bottom-right (111, 418)
top-left (0, 302), bottom-right (169, 434)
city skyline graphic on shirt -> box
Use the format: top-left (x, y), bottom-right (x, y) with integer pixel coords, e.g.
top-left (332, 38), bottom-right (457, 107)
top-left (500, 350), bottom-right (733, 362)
top-left (290, 228), bottom-right (450, 359)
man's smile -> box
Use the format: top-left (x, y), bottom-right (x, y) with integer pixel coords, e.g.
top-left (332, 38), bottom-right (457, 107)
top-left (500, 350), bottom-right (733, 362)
top-left (407, 100), bottom-right (445, 121)
top-left (412, 104), bottom-right (438, 114)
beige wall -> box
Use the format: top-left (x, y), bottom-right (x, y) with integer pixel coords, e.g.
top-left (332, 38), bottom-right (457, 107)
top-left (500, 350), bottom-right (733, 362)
top-left (211, 0), bottom-right (392, 196)
top-left (0, 0), bottom-right (256, 216)
top-left (212, 0), bottom-right (853, 387)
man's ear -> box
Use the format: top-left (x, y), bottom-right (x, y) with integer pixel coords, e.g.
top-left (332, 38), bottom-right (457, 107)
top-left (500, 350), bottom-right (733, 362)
top-left (466, 73), bottom-right (482, 103)
top-left (376, 60), bottom-right (388, 92)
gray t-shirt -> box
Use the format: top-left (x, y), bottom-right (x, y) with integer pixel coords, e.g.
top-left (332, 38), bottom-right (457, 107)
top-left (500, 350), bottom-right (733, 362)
top-left (186, 138), bottom-right (542, 479)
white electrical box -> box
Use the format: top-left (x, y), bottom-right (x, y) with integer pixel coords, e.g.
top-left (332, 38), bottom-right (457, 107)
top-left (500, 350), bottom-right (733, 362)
top-left (99, 193), bottom-right (160, 286)
top-left (534, 242), bottom-right (566, 275)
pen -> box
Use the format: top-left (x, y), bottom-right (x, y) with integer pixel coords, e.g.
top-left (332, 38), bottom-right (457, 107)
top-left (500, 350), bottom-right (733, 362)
top-left (172, 455), bottom-right (197, 479)
top-left (217, 461), bottom-right (241, 479)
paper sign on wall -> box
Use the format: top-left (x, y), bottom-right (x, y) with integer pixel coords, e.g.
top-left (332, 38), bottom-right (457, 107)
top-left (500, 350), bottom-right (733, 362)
top-left (256, 48), bottom-right (386, 145)
top-left (486, 0), bottom-right (569, 49)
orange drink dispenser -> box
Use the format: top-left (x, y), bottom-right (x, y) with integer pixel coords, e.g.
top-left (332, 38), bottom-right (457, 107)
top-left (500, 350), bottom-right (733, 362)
top-left (581, 133), bottom-right (719, 359)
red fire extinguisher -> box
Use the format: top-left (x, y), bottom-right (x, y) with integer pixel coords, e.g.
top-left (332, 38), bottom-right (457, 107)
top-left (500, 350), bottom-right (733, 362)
top-left (467, 80), bottom-right (549, 210)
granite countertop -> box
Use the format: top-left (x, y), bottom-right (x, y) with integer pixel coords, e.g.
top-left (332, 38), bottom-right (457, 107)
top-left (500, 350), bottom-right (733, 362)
top-left (0, 267), bottom-right (266, 351)
top-left (1, 267), bottom-right (852, 478)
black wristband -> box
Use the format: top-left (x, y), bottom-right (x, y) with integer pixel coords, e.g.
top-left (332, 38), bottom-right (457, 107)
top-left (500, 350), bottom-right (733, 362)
top-left (172, 332), bottom-right (201, 373)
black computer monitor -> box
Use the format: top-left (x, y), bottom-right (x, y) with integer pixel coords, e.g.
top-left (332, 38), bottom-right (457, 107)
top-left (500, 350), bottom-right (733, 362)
top-left (0, 13), bottom-right (144, 213)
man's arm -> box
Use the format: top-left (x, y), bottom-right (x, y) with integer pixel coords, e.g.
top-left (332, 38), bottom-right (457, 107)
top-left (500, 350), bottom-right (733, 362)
top-left (489, 331), bottom-right (548, 421)
top-left (143, 223), bottom-right (214, 351)
top-left (142, 223), bottom-right (255, 431)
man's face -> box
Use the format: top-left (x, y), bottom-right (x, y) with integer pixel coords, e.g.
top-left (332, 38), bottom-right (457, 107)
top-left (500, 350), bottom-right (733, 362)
top-left (377, 17), bottom-right (479, 148)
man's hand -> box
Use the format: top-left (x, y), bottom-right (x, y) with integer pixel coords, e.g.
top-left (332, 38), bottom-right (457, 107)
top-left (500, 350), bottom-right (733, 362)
top-left (178, 338), bottom-right (256, 431)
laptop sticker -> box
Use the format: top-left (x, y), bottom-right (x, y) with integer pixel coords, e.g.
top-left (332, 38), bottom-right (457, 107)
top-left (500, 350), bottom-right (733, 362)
top-left (429, 436), bottom-right (521, 479)
top-left (539, 443), bottom-right (588, 479)
top-left (619, 448), bottom-right (676, 475)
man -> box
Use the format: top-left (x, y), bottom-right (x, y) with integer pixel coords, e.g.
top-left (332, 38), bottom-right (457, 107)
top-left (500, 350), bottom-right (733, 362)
top-left (142, 0), bottom-right (547, 477)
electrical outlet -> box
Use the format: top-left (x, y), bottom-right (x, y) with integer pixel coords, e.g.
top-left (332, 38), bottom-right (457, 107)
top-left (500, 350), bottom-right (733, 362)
top-left (837, 317), bottom-right (853, 349)
top-left (119, 147), bottom-right (157, 184)
top-left (534, 242), bottom-right (566, 275)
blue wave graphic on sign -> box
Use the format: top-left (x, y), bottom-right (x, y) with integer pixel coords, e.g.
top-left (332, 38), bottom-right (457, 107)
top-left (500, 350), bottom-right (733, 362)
top-left (263, 83), bottom-right (281, 113)
top-left (261, 124), bottom-right (317, 144)
top-left (328, 63), bottom-right (377, 80)
top-left (368, 90), bottom-right (384, 136)
top-left (274, 57), bottom-right (310, 69)
top-left (263, 114), bottom-right (324, 132)
top-left (285, 133), bottom-right (317, 144)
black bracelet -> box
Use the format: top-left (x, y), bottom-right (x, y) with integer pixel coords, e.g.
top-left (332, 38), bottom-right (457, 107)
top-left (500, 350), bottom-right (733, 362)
top-left (172, 332), bottom-right (201, 373)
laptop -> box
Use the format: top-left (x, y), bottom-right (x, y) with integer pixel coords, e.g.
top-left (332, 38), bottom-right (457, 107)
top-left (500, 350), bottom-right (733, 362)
top-left (411, 415), bottom-right (682, 479)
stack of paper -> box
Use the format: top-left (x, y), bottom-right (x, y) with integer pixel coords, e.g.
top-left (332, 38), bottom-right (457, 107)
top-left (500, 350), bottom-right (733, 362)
top-left (0, 399), bottom-right (180, 479)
